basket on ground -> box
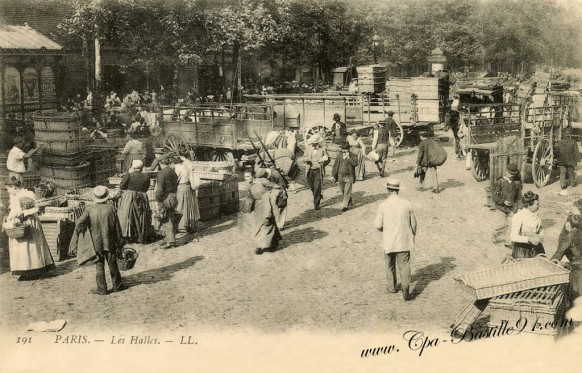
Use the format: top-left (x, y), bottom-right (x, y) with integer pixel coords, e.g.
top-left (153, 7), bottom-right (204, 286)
top-left (117, 247), bottom-right (138, 271)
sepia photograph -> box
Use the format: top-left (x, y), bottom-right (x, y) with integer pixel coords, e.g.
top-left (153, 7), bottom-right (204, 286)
top-left (1, 0), bottom-right (582, 371)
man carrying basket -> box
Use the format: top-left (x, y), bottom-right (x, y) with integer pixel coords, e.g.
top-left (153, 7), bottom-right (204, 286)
top-left (75, 186), bottom-right (125, 295)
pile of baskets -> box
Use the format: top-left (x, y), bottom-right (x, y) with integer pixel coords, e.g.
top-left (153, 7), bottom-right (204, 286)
top-left (32, 112), bottom-right (92, 194)
top-left (451, 255), bottom-right (571, 337)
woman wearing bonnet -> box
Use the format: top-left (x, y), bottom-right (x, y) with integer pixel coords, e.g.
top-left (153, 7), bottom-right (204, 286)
top-left (3, 177), bottom-right (55, 280)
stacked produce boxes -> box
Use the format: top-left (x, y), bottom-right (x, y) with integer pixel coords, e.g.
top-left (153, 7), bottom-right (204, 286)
top-left (357, 65), bottom-right (386, 93)
top-left (32, 112), bottom-right (91, 195)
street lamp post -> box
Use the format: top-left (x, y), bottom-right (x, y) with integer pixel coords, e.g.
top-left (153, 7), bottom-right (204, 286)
top-left (372, 34), bottom-right (381, 64)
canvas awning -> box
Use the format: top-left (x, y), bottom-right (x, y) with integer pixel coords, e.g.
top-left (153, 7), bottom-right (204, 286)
top-left (0, 24), bottom-right (63, 54)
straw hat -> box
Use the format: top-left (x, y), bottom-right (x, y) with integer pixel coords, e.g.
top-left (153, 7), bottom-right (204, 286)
top-left (307, 133), bottom-right (323, 144)
top-left (386, 179), bottom-right (400, 190)
top-left (131, 159), bottom-right (144, 170)
top-left (92, 185), bottom-right (110, 203)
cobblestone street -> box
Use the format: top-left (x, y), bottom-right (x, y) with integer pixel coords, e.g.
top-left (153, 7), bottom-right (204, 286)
top-left (0, 133), bottom-right (577, 337)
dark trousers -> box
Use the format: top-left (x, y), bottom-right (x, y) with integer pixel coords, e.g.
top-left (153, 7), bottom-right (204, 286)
top-left (338, 175), bottom-right (353, 209)
top-left (451, 127), bottom-right (463, 158)
top-left (307, 169), bottom-right (323, 209)
top-left (96, 250), bottom-right (122, 292)
top-left (160, 209), bottom-right (176, 244)
top-left (560, 165), bottom-right (576, 188)
top-left (384, 251), bottom-right (411, 297)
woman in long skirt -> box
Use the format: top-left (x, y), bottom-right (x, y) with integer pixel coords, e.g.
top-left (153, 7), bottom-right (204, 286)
top-left (174, 149), bottom-right (200, 233)
top-left (3, 177), bottom-right (54, 280)
top-left (347, 129), bottom-right (366, 181)
top-left (117, 160), bottom-right (152, 243)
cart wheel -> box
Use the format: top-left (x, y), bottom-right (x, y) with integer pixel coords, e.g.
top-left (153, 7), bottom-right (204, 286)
top-left (392, 122), bottom-right (404, 148)
top-left (163, 134), bottom-right (186, 154)
top-left (306, 125), bottom-right (333, 144)
top-left (470, 150), bottom-right (489, 181)
top-left (209, 149), bottom-right (232, 162)
top-left (532, 138), bottom-right (553, 187)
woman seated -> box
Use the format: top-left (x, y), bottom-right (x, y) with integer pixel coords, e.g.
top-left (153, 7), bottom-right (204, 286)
top-left (510, 191), bottom-right (544, 259)
top-left (3, 177), bottom-right (55, 280)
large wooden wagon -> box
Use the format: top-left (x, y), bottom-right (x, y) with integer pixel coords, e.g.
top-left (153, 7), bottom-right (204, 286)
top-left (157, 103), bottom-right (276, 161)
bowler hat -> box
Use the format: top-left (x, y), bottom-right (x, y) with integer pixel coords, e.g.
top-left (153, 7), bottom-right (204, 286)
top-left (92, 185), bottom-right (110, 203)
top-left (387, 110), bottom-right (395, 116)
top-left (506, 163), bottom-right (519, 175)
top-left (386, 178), bottom-right (400, 190)
top-left (333, 113), bottom-right (341, 120)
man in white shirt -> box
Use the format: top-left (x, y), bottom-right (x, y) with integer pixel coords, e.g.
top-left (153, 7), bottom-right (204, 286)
top-left (374, 179), bottom-right (417, 301)
top-left (7, 138), bottom-right (42, 182)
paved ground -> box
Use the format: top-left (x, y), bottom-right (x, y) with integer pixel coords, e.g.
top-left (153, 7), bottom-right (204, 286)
top-left (0, 131), bottom-right (578, 336)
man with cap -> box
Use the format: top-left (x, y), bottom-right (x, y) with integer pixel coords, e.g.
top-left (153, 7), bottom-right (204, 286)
top-left (331, 113), bottom-right (347, 146)
top-left (302, 133), bottom-right (330, 210)
top-left (374, 179), bottom-right (417, 301)
top-left (255, 167), bottom-right (287, 189)
top-left (372, 112), bottom-right (394, 177)
top-left (75, 186), bottom-right (125, 295)
top-left (555, 126), bottom-right (579, 190)
top-left (491, 163), bottom-right (522, 245)
top-left (154, 154), bottom-right (179, 249)
top-left (118, 160), bottom-right (152, 244)
top-left (331, 142), bottom-right (358, 211)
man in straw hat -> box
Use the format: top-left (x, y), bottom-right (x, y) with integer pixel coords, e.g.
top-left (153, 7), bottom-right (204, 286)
top-left (331, 142), bottom-right (358, 212)
top-left (491, 163), bottom-right (522, 245)
top-left (555, 126), bottom-right (579, 190)
top-left (374, 179), bottom-right (417, 301)
top-left (75, 186), bottom-right (125, 295)
top-left (302, 133), bottom-right (330, 210)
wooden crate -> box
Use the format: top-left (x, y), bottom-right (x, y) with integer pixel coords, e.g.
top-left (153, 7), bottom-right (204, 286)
top-left (488, 136), bottom-right (526, 188)
top-left (450, 299), bottom-right (489, 332)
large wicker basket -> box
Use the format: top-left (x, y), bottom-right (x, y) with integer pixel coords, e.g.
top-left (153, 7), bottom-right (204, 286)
top-left (32, 111), bottom-right (81, 131)
top-left (455, 255), bottom-right (570, 300)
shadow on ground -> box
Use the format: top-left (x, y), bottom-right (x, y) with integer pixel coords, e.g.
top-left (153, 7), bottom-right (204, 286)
top-left (285, 192), bottom-right (384, 230)
top-left (439, 178), bottom-right (465, 191)
top-left (274, 227), bottom-right (328, 252)
top-left (124, 255), bottom-right (204, 287)
top-left (411, 256), bottom-right (457, 299)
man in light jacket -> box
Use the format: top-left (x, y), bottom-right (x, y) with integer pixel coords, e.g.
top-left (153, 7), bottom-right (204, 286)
top-left (374, 179), bottom-right (417, 301)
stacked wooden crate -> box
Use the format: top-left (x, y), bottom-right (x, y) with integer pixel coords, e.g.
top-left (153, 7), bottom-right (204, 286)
top-left (410, 77), bottom-right (448, 123)
top-left (386, 78), bottom-right (413, 124)
top-left (219, 176), bottom-right (240, 215)
top-left (357, 65), bottom-right (386, 93)
top-left (32, 112), bottom-right (92, 195)
top-left (87, 145), bottom-right (119, 187)
top-left (197, 180), bottom-right (221, 221)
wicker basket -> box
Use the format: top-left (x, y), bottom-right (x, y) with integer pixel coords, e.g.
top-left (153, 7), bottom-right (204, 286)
top-left (35, 138), bottom-right (84, 155)
top-left (33, 152), bottom-right (87, 167)
top-left (455, 255), bottom-right (570, 300)
top-left (39, 162), bottom-right (90, 180)
top-left (32, 111), bottom-right (81, 131)
top-left (34, 184), bottom-right (51, 199)
top-left (488, 285), bottom-right (568, 335)
top-left (192, 170), bottom-right (231, 181)
top-left (450, 299), bottom-right (489, 332)
top-left (5, 225), bottom-right (29, 239)
top-left (117, 247), bottom-right (138, 271)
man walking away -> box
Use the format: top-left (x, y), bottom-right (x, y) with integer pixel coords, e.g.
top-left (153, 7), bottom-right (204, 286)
top-left (556, 126), bottom-right (579, 190)
top-left (331, 142), bottom-right (358, 212)
top-left (302, 134), bottom-right (330, 210)
top-left (75, 186), bottom-right (125, 295)
top-left (374, 179), bottom-right (417, 301)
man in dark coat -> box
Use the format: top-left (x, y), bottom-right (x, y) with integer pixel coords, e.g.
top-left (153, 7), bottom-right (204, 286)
top-left (331, 142), bottom-right (358, 211)
top-left (444, 100), bottom-right (464, 160)
top-left (372, 113), bottom-right (393, 177)
top-left (155, 155), bottom-right (179, 249)
top-left (416, 132), bottom-right (441, 193)
top-left (331, 113), bottom-right (347, 145)
top-left (555, 127), bottom-right (579, 189)
top-left (75, 186), bottom-right (125, 295)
